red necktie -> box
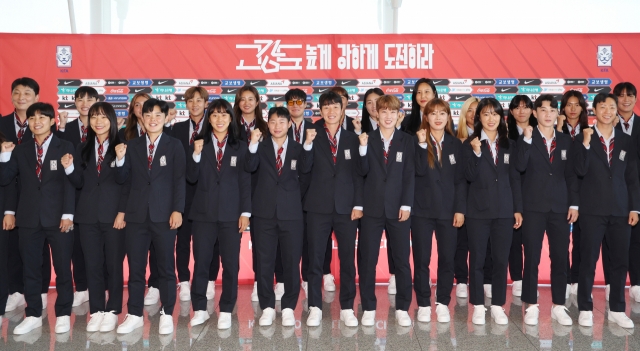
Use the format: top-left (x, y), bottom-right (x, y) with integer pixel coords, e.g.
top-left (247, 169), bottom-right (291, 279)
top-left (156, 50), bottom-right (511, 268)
top-left (486, 140), bottom-right (498, 165)
top-left (35, 134), bottom-right (52, 181)
top-left (16, 115), bottom-right (27, 145)
top-left (96, 141), bottom-right (104, 176)
top-left (600, 136), bottom-right (614, 166)
top-left (543, 136), bottom-right (556, 163)
top-left (383, 139), bottom-right (392, 164)
top-left (624, 122), bottom-right (630, 132)
top-left (148, 140), bottom-right (155, 170)
top-left (215, 133), bottom-right (228, 172)
top-left (190, 118), bottom-right (202, 145)
top-left (293, 121), bottom-right (303, 144)
top-left (431, 136), bottom-right (442, 164)
top-left (243, 119), bottom-right (256, 146)
top-left (80, 125), bottom-right (87, 143)
top-left (324, 126), bottom-right (337, 164)
top-left (570, 127), bottom-right (576, 141)
top-left (276, 146), bottom-right (284, 176)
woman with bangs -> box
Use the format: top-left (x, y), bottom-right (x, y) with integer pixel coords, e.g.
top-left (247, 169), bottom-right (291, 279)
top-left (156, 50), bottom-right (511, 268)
top-left (402, 78), bottom-right (438, 135)
top-left (63, 102), bottom-right (126, 333)
top-left (456, 97), bottom-right (480, 141)
top-left (412, 98), bottom-right (467, 323)
top-left (355, 88), bottom-right (384, 134)
top-left (463, 98), bottom-right (522, 326)
top-left (120, 92), bottom-right (151, 141)
top-left (187, 99), bottom-right (250, 330)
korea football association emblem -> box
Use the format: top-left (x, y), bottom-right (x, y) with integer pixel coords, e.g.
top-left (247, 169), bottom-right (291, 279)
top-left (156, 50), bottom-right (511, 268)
top-left (56, 46), bottom-right (72, 68)
top-left (597, 45), bottom-right (612, 67)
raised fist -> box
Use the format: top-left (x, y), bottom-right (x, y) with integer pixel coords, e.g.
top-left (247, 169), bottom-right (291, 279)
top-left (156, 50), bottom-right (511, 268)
top-left (523, 125), bottom-right (533, 139)
top-left (115, 143), bottom-right (127, 160)
top-left (1, 142), bottom-right (15, 153)
top-left (416, 129), bottom-right (427, 143)
top-left (193, 139), bottom-right (204, 155)
top-left (250, 129), bottom-right (262, 144)
top-left (359, 132), bottom-right (368, 146)
top-left (470, 137), bottom-right (482, 154)
top-left (352, 117), bottom-right (362, 133)
top-left (582, 128), bottom-right (594, 147)
top-left (58, 111), bottom-right (69, 128)
top-left (60, 153), bottom-right (73, 169)
top-left (556, 114), bottom-right (566, 131)
top-left (305, 128), bottom-right (317, 145)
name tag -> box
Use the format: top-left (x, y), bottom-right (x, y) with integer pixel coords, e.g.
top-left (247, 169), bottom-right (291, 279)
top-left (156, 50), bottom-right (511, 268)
top-left (620, 150), bottom-right (626, 161)
top-left (50, 160), bottom-right (57, 171)
top-left (160, 155), bottom-right (167, 167)
top-left (230, 156), bottom-right (237, 167)
top-left (561, 150), bottom-right (567, 160)
top-left (291, 159), bottom-right (297, 170)
top-left (449, 154), bottom-right (456, 165)
top-left (344, 149), bottom-right (351, 160)
top-left (504, 154), bottom-right (510, 164)
top-left (396, 152), bottom-right (403, 162)
top-left (110, 161), bottom-right (116, 168)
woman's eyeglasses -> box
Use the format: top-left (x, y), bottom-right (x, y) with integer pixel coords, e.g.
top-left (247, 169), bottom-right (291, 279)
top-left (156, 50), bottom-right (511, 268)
top-left (287, 100), bottom-right (305, 106)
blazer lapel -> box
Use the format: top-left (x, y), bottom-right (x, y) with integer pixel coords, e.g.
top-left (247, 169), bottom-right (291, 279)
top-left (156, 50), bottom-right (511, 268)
top-left (590, 133), bottom-right (611, 169)
top-left (137, 137), bottom-right (151, 180)
top-left (150, 134), bottom-right (170, 180)
top-left (320, 129), bottom-right (337, 166)
top-left (264, 138), bottom-right (278, 178)
top-left (369, 130), bottom-right (386, 171)
top-left (204, 141), bottom-right (219, 174)
top-left (41, 135), bottom-right (60, 183)
top-left (386, 131), bottom-right (403, 171)
top-left (482, 141), bottom-right (497, 171)
top-left (532, 130), bottom-right (552, 165)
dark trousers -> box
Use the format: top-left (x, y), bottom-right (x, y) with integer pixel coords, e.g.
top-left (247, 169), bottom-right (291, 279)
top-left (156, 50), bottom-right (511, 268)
top-left (359, 215), bottom-right (412, 311)
top-left (508, 227), bottom-right (523, 281)
top-left (467, 218), bottom-right (512, 306)
top-left (71, 226), bottom-right (88, 291)
top-left (20, 225), bottom-right (74, 317)
top-left (521, 211), bottom-right (570, 305)
top-left (8, 228), bottom-right (51, 294)
top-left (386, 230), bottom-right (396, 275)
top-left (454, 224), bottom-right (493, 285)
top-left (301, 211), bottom-right (332, 282)
top-left (249, 225), bottom-right (284, 283)
top-left (253, 216), bottom-right (303, 310)
top-left (175, 216), bottom-right (193, 283)
top-left (0, 229), bottom-right (8, 315)
top-left (191, 221), bottom-right (240, 313)
top-left (629, 224), bottom-right (640, 286)
top-left (568, 221), bottom-right (582, 284)
top-left (578, 215), bottom-right (630, 312)
top-left (306, 211), bottom-right (358, 310)
top-left (79, 222), bottom-right (125, 314)
top-left (125, 215), bottom-right (177, 316)
top-left (411, 216), bottom-right (457, 307)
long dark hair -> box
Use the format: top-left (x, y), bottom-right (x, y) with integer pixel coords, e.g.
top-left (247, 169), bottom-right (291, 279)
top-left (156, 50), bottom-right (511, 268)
top-left (81, 102), bottom-right (120, 169)
top-left (124, 92), bottom-right (151, 141)
top-left (404, 78), bottom-right (438, 135)
top-left (197, 99), bottom-right (240, 146)
top-left (419, 98), bottom-right (455, 169)
top-left (233, 86), bottom-right (268, 138)
top-left (559, 90), bottom-right (589, 134)
top-left (471, 98), bottom-right (510, 149)
top-left (506, 95), bottom-right (537, 141)
top-left (362, 88), bottom-right (384, 133)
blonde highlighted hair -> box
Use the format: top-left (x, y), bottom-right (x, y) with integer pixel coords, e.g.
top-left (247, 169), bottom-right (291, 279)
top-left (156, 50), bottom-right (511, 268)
top-left (456, 97), bottom-right (480, 140)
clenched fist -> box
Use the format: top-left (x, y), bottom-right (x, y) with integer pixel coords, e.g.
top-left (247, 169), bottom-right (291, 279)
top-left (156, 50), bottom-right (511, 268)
top-left (1, 142), bottom-right (15, 153)
top-left (115, 143), bottom-right (127, 160)
top-left (359, 132), bottom-right (368, 146)
top-left (352, 117), bottom-right (362, 133)
top-left (582, 128), bottom-right (593, 147)
top-left (305, 128), bottom-right (317, 145)
top-left (557, 114), bottom-right (566, 131)
top-left (470, 137), bottom-right (482, 154)
top-left (250, 129), bottom-right (262, 145)
top-left (396, 111), bottom-right (405, 128)
top-left (58, 111), bottom-right (69, 128)
top-left (193, 139), bottom-right (204, 155)
top-left (416, 129), bottom-right (427, 143)
top-left (523, 125), bottom-right (533, 139)
top-left (60, 153), bottom-right (73, 169)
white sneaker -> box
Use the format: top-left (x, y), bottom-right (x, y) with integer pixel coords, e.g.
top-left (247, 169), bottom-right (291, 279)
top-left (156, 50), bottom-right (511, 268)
top-left (340, 309), bottom-right (358, 327)
top-left (483, 284), bottom-right (492, 298)
top-left (605, 284), bottom-right (610, 301)
top-left (307, 306), bottom-right (322, 326)
top-left (456, 283), bottom-right (468, 298)
top-left (323, 274), bottom-right (336, 292)
top-left (206, 281), bottom-right (215, 300)
top-left (524, 305), bottom-right (539, 325)
top-left (388, 275), bottom-right (397, 294)
top-left (144, 287), bottom-right (160, 305)
top-left (55, 316), bottom-right (71, 333)
top-left (566, 284), bottom-right (571, 300)
top-left (551, 305), bottom-right (573, 326)
top-left (251, 281), bottom-right (259, 302)
top-left (472, 305), bottom-right (487, 325)
top-left (218, 312), bottom-right (231, 329)
top-left (13, 316), bottom-right (42, 335)
top-left (159, 311), bottom-right (173, 335)
top-left (282, 308), bottom-right (295, 327)
top-left (86, 312), bottom-right (104, 332)
top-left (490, 306), bottom-right (508, 325)
top-left (259, 307), bottom-right (275, 326)
top-left (361, 310), bottom-right (376, 326)
top-left (417, 306), bottom-right (431, 322)
top-left (630, 286), bottom-right (640, 303)
top-left (72, 290), bottom-right (89, 307)
top-left (395, 310), bottom-right (411, 326)
top-left (41, 293), bottom-right (48, 309)
top-left (301, 281), bottom-right (308, 298)
top-left (100, 311), bottom-right (118, 332)
top-left (5, 292), bottom-right (26, 311)
top-left (511, 280), bottom-right (522, 297)
top-left (608, 311), bottom-right (634, 328)
top-left (190, 310), bottom-right (210, 326)
top-left (570, 283), bottom-right (578, 295)
top-left (274, 283), bottom-right (285, 301)
top-left (435, 303), bottom-right (450, 323)
top-left (117, 314), bottom-right (144, 334)
top-left (178, 282), bottom-right (191, 302)
top-left (578, 311), bottom-right (593, 327)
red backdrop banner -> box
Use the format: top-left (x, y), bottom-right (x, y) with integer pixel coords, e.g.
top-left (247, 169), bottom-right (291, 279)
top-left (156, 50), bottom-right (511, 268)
top-left (1, 33), bottom-right (637, 285)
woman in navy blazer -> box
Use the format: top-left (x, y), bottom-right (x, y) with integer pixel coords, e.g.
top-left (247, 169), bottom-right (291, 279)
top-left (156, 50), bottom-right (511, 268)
top-left (462, 98), bottom-right (523, 326)
top-left (412, 98), bottom-right (467, 323)
top-left (63, 102), bottom-right (127, 333)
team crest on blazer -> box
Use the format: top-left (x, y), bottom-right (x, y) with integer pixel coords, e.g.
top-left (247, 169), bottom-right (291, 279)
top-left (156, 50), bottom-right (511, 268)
top-left (396, 152), bottom-right (403, 162)
top-left (449, 154), bottom-right (456, 165)
top-left (230, 156), bottom-right (237, 167)
top-left (344, 149), bottom-right (351, 160)
top-left (110, 160), bottom-right (116, 168)
top-left (620, 150), bottom-right (626, 161)
top-left (504, 154), bottom-right (510, 164)
top-left (50, 160), bottom-right (57, 170)
top-left (561, 150), bottom-right (567, 160)
top-left (291, 159), bottom-right (297, 170)
top-left (160, 155), bottom-right (167, 166)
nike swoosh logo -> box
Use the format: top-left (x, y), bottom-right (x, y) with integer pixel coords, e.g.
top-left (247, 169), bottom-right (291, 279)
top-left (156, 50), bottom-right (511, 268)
top-left (135, 89), bottom-right (144, 93)
top-left (64, 81), bottom-right (73, 85)
top-left (455, 96), bottom-right (464, 100)
top-left (319, 89), bottom-right (328, 92)
top-left (341, 81), bottom-right (351, 85)
top-left (228, 89), bottom-right (237, 92)
top-left (273, 96), bottom-right (282, 100)
top-left (501, 88), bottom-right (511, 92)
top-left (250, 81), bottom-right (259, 85)
top-left (432, 80), bottom-right (441, 84)
top-left (64, 104), bottom-right (73, 108)
top-left (159, 80), bottom-right (167, 84)
top-left (594, 88), bottom-right (603, 92)
top-left (525, 80), bottom-right (533, 84)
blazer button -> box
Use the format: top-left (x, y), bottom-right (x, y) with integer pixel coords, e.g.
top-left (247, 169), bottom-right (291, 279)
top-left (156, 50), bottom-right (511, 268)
top-left (495, 179), bottom-right (498, 182)
top-left (549, 173), bottom-right (552, 176)
top-left (147, 182), bottom-right (150, 185)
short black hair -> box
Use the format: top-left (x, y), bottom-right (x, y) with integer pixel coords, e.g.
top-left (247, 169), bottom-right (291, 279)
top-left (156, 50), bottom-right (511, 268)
top-left (284, 88), bottom-right (307, 102)
top-left (319, 91), bottom-right (343, 109)
top-left (267, 106), bottom-right (290, 121)
top-left (11, 77), bottom-right (40, 95)
top-left (26, 102), bottom-right (55, 119)
top-left (593, 93), bottom-right (618, 107)
top-left (534, 94), bottom-right (559, 110)
top-left (74, 86), bottom-right (99, 100)
top-left (142, 98), bottom-right (169, 115)
top-left (613, 82), bottom-right (637, 97)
